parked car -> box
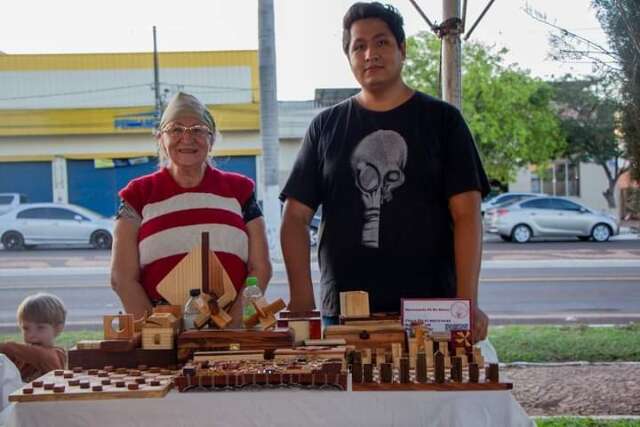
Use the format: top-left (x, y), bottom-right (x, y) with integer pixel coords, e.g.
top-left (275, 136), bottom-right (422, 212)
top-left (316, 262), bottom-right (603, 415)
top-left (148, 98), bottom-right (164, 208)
top-left (481, 192), bottom-right (539, 216)
top-left (309, 210), bottom-right (321, 247)
top-left (0, 193), bottom-right (27, 215)
top-left (484, 196), bottom-right (620, 243)
top-left (0, 203), bottom-right (114, 250)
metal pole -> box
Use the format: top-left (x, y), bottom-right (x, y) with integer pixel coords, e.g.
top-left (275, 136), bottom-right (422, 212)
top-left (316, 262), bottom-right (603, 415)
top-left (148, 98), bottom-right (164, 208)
top-left (153, 26), bottom-right (162, 122)
top-left (258, 0), bottom-right (282, 259)
top-left (441, 0), bottom-right (462, 109)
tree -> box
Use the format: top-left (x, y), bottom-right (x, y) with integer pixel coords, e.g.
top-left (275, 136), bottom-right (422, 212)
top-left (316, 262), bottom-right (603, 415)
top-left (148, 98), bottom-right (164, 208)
top-left (404, 33), bottom-right (565, 184)
top-left (592, 0), bottom-right (640, 181)
top-left (553, 76), bottom-right (627, 208)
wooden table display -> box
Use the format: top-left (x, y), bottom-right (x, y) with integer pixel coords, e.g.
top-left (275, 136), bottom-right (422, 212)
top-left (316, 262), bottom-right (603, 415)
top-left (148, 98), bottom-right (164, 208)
top-left (349, 349), bottom-right (511, 391)
top-left (9, 367), bottom-right (175, 402)
top-left (175, 357), bottom-right (347, 392)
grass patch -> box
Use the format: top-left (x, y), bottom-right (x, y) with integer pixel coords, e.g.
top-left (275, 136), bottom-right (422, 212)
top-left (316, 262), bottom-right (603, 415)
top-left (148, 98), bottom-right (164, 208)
top-left (534, 417), bottom-right (640, 427)
top-left (0, 330), bottom-right (102, 350)
top-left (490, 323), bottom-right (640, 363)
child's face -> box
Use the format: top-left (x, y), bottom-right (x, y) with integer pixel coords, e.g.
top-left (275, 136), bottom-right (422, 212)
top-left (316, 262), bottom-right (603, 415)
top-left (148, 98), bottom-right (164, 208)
top-left (20, 320), bottom-right (62, 347)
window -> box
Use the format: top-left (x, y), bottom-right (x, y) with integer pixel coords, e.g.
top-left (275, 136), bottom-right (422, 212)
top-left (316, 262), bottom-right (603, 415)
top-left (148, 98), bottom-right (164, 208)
top-left (49, 208), bottom-right (86, 220)
top-left (17, 208), bottom-right (49, 219)
top-left (0, 196), bottom-right (12, 204)
top-left (549, 199), bottom-right (582, 211)
top-left (521, 199), bottom-right (551, 209)
top-left (531, 160), bottom-right (580, 197)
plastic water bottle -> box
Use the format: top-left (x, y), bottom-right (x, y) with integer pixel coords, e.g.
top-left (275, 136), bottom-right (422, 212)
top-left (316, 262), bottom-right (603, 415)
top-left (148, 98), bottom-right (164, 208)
top-left (242, 276), bottom-right (262, 328)
top-left (183, 288), bottom-right (201, 330)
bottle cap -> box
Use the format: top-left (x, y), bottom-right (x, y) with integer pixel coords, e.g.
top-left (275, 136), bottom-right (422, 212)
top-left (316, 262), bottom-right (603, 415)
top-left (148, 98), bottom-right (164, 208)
top-left (189, 289), bottom-right (201, 297)
top-left (245, 276), bottom-right (258, 287)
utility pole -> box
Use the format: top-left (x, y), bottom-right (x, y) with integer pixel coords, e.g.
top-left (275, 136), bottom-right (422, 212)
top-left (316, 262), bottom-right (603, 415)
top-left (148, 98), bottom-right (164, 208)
top-left (409, 0), bottom-right (496, 110)
top-left (153, 26), bottom-right (162, 126)
top-left (258, 0), bottom-right (282, 258)
top-left (441, 0), bottom-right (463, 109)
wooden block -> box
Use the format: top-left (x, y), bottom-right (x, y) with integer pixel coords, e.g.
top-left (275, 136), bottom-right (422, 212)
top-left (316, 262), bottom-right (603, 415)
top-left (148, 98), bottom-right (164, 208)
top-left (210, 309), bottom-right (233, 329)
top-left (416, 352), bottom-right (427, 383)
top-left (362, 348), bottom-right (372, 365)
top-left (76, 340), bottom-right (101, 350)
top-left (99, 334), bottom-right (141, 352)
top-left (399, 357), bottom-right (410, 384)
top-left (153, 305), bottom-right (183, 320)
top-left (452, 356), bottom-right (463, 382)
top-left (144, 313), bottom-right (178, 329)
top-left (363, 364), bottom-right (374, 383)
top-left (487, 363), bottom-right (500, 383)
top-left (469, 363), bottom-right (480, 383)
top-left (324, 324), bottom-right (405, 351)
top-left (391, 342), bottom-right (403, 369)
top-left (380, 363), bottom-right (393, 383)
top-left (435, 351), bottom-right (445, 384)
top-left (176, 329), bottom-right (294, 362)
top-left (142, 328), bottom-right (174, 350)
top-left (352, 362), bottom-right (363, 383)
top-left (375, 348), bottom-right (385, 368)
top-left (289, 320), bottom-right (310, 344)
top-left (339, 291), bottom-right (370, 318)
top-left (103, 314), bottom-right (134, 340)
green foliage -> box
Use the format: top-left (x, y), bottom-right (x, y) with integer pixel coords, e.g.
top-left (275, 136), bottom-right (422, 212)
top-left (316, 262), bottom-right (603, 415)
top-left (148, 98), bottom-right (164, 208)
top-left (592, 0), bottom-right (640, 180)
top-left (403, 32), bottom-right (565, 183)
top-left (0, 330), bottom-right (102, 350)
top-left (490, 323), bottom-right (640, 363)
top-left (535, 418), bottom-right (640, 427)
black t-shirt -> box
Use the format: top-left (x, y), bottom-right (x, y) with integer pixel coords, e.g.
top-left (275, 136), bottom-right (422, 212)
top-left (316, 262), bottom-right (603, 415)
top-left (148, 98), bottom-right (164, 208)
top-left (281, 92), bottom-right (490, 315)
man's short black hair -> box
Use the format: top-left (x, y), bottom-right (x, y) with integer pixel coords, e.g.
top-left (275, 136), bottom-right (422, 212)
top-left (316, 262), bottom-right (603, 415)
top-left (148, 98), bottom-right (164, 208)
top-left (342, 2), bottom-right (406, 55)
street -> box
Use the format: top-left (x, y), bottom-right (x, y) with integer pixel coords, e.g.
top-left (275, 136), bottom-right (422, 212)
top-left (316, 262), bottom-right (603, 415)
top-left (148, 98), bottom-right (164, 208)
top-left (0, 239), bottom-right (639, 330)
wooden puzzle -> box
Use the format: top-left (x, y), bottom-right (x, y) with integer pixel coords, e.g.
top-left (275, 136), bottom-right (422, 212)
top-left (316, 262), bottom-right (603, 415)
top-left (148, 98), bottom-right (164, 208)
top-left (174, 357), bottom-right (347, 392)
top-left (9, 367), bottom-right (175, 402)
top-left (349, 348), bottom-right (511, 391)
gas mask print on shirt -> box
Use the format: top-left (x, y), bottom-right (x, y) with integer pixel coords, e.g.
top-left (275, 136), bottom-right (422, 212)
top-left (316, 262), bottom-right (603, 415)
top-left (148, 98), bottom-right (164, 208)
top-left (350, 130), bottom-right (408, 248)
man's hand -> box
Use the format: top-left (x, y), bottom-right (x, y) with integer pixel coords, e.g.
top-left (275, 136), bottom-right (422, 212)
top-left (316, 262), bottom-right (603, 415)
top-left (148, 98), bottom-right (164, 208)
top-left (473, 306), bottom-right (489, 343)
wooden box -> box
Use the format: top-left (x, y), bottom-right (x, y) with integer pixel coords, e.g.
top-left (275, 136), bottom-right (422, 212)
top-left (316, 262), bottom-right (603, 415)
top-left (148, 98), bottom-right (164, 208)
top-left (339, 291), bottom-right (370, 318)
top-left (324, 323), bottom-right (405, 351)
top-left (68, 348), bottom-right (177, 369)
top-left (142, 328), bottom-right (175, 350)
top-left (177, 329), bottom-right (294, 362)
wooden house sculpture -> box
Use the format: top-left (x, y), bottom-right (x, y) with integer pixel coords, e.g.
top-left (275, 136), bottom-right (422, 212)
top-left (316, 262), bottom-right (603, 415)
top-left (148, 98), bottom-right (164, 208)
top-left (155, 232), bottom-right (237, 329)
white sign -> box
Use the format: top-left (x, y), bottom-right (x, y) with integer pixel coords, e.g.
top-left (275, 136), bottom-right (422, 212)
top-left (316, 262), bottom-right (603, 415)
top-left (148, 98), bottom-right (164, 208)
top-left (401, 299), bottom-right (471, 334)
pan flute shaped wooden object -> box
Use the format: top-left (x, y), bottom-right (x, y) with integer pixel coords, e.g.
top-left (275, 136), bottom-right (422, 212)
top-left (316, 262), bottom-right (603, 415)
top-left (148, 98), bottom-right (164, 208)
top-left (156, 232), bottom-right (237, 308)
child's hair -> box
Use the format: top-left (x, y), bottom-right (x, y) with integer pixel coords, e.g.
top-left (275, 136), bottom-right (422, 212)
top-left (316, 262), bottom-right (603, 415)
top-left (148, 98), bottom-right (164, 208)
top-left (17, 293), bottom-right (67, 326)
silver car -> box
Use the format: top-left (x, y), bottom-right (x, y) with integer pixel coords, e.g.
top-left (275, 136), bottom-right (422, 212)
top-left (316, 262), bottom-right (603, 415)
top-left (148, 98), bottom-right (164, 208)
top-left (481, 192), bottom-right (539, 216)
top-left (484, 196), bottom-right (620, 243)
top-left (0, 203), bottom-right (114, 250)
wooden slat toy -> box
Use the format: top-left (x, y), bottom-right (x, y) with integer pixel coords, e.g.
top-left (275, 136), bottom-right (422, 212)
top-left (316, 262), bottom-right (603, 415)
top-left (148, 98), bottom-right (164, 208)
top-left (9, 368), bottom-right (175, 402)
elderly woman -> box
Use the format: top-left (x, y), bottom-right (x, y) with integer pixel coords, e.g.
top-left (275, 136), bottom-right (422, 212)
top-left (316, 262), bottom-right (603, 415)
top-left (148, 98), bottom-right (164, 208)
top-left (111, 92), bottom-right (271, 322)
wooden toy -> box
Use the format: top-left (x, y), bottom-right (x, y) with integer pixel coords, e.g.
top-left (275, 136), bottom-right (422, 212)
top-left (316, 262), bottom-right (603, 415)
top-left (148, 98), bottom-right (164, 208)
top-left (244, 297), bottom-right (287, 330)
top-left (9, 368), bottom-right (175, 402)
top-left (277, 310), bottom-right (322, 343)
top-left (339, 291), bottom-right (370, 318)
top-left (174, 358), bottom-right (347, 391)
top-left (156, 232), bottom-right (237, 308)
top-left (142, 313), bottom-right (179, 350)
top-left (103, 314), bottom-right (134, 340)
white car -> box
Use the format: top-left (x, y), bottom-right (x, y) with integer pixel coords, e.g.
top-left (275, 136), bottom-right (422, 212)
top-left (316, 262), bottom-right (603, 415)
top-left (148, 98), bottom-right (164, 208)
top-left (481, 192), bottom-right (539, 216)
top-left (0, 203), bottom-right (114, 250)
top-left (484, 196), bottom-right (620, 243)
top-left (0, 193), bottom-right (27, 215)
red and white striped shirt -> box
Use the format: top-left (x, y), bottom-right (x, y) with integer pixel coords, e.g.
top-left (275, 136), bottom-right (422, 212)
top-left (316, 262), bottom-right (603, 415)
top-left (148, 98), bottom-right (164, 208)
top-left (119, 166), bottom-right (253, 300)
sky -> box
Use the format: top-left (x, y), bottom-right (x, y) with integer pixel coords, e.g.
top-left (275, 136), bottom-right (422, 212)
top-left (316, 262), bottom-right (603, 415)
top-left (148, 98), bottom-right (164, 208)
top-left (0, 0), bottom-right (610, 100)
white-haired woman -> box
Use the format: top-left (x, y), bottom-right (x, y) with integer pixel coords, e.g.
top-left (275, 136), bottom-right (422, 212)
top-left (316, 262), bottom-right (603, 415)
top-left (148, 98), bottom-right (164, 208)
top-left (111, 92), bottom-right (271, 322)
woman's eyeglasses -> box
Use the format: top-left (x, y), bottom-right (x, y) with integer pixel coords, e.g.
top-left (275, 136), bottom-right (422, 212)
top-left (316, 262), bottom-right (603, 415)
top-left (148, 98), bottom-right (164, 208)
top-left (162, 125), bottom-right (212, 140)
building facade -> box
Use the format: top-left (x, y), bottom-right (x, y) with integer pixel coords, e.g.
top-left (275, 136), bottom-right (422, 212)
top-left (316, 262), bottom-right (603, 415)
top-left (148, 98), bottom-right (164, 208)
top-left (0, 51), bottom-right (261, 216)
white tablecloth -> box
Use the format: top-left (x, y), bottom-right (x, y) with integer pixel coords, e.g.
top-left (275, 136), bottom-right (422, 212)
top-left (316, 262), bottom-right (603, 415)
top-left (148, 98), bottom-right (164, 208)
top-left (6, 388), bottom-right (533, 427)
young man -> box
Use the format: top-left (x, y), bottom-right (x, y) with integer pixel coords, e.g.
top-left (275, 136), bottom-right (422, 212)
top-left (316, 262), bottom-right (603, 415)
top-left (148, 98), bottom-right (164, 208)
top-left (280, 2), bottom-right (490, 342)
top-left (0, 293), bottom-right (67, 382)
